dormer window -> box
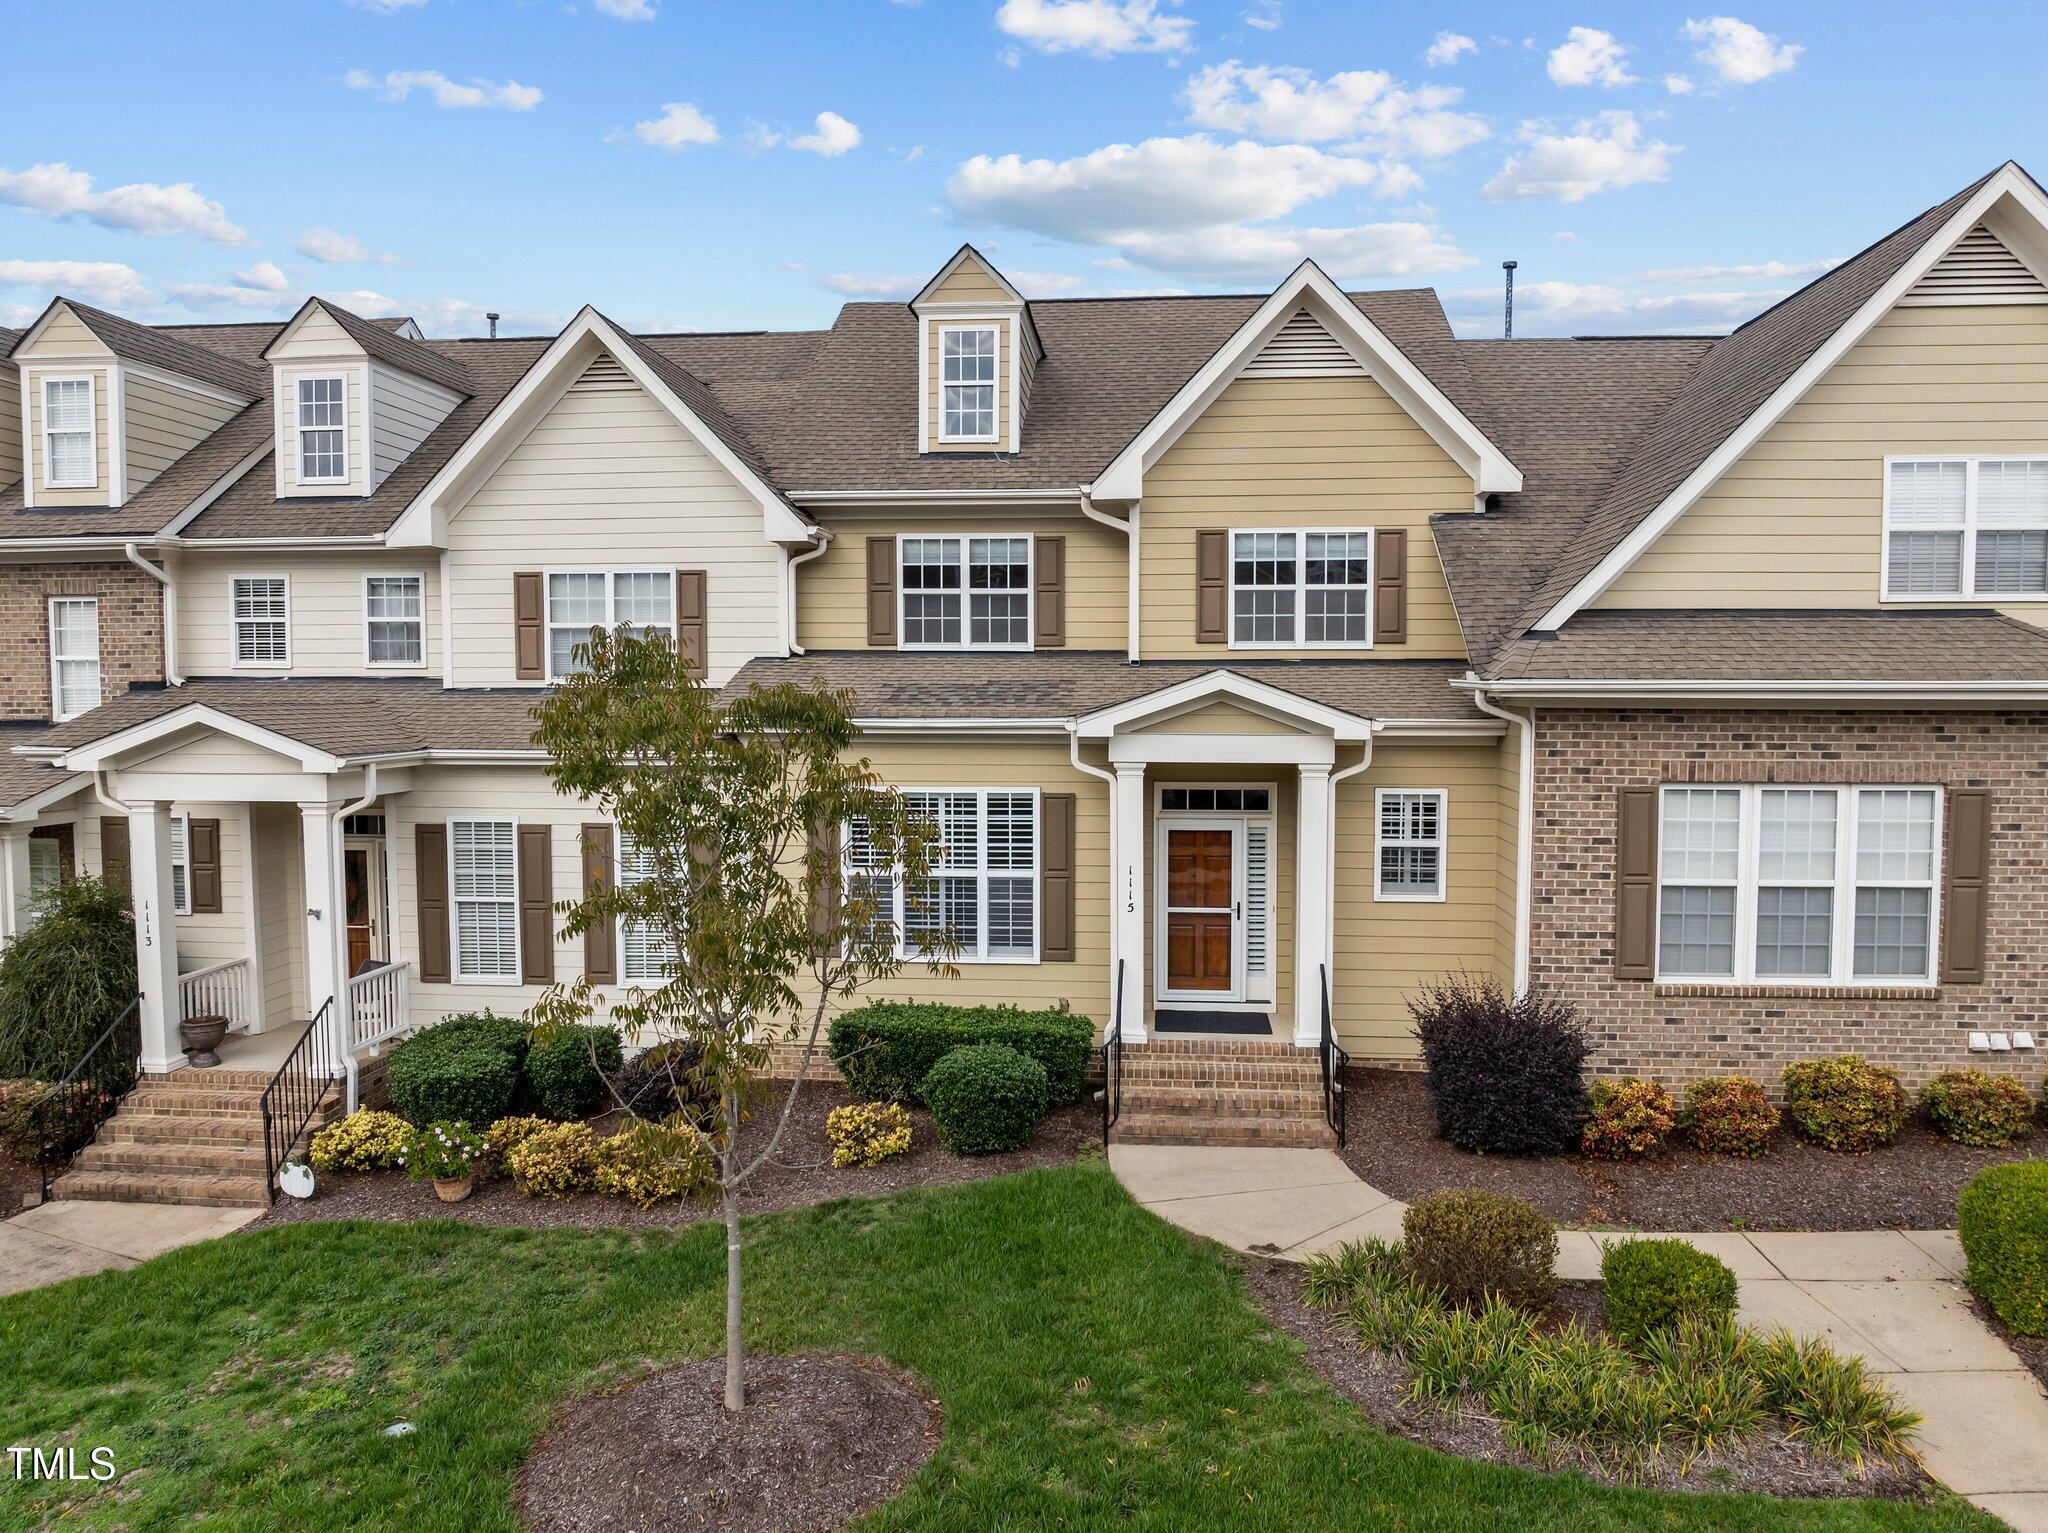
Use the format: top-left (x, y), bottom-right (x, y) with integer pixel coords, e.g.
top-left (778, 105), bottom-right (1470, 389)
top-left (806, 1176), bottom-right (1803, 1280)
top-left (940, 327), bottom-right (997, 442)
top-left (42, 377), bottom-right (95, 488)
top-left (296, 376), bottom-right (347, 484)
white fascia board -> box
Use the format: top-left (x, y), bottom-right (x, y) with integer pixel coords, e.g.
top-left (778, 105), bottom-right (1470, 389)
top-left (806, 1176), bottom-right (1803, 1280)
top-left (0, 773), bottom-right (89, 822)
top-left (1089, 260), bottom-right (1522, 504)
top-left (851, 718), bottom-right (1073, 736)
top-left (1469, 675), bottom-right (2048, 705)
top-left (1536, 165), bottom-right (2048, 630)
top-left (1074, 667), bottom-right (1373, 740)
top-left (55, 706), bottom-right (345, 775)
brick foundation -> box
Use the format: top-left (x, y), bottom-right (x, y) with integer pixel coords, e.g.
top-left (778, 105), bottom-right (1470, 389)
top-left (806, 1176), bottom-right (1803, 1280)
top-left (0, 561), bottom-right (163, 721)
top-left (1530, 708), bottom-right (2048, 1093)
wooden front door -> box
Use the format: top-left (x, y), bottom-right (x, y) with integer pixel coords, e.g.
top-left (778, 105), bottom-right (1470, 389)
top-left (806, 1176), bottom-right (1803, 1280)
top-left (1164, 827), bottom-right (1235, 993)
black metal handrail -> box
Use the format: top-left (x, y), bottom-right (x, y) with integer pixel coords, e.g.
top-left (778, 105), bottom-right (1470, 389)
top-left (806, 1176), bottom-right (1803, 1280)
top-left (1318, 962), bottom-right (1348, 1149)
top-left (260, 997), bottom-right (337, 1204)
top-left (31, 996), bottom-right (143, 1202)
top-left (1099, 958), bottom-right (1125, 1142)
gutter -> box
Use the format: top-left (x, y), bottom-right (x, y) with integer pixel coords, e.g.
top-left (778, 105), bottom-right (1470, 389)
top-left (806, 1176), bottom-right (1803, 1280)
top-left (1324, 728), bottom-right (1378, 985)
top-left (1460, 680), bottom-right (1534, 995)
top-left (1077, 490), bottom-right (1139, 662)
top-left (1470, 676), bottom-right (2048, 705)
top-left (123, 542), bottom-right (180, 685)
top-left (785, 529), bottom-right (833, 656)
top-left (1065, 725), bottom-right (1120, 1031)
top-left (330, 763), bottom-right (380, 1110)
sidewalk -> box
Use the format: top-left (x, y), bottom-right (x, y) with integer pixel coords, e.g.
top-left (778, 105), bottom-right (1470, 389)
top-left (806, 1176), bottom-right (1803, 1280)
top-left (1110, 1143), bottom-right (2048, 1533)
top-left (0, 1200), bottom-right (257, 1297)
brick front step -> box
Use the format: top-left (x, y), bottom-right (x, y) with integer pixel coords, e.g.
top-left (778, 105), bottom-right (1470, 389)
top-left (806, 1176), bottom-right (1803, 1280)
top-left (144, 1067), bottom-right (287, 1092)
top-left (73, 1140), bottom-right (267, 1177)
top-left (1120, 1086), bottom-right (1325, 1119)
top-left (99, 1115), bottom-right (270, 1148)
top-left (1110, 1111), bottom-right (1337, 1149)
top-left (50, 1168), bottom-right (271, 1208)
top-left (1120, 1060), bottom-right (1323, 1089)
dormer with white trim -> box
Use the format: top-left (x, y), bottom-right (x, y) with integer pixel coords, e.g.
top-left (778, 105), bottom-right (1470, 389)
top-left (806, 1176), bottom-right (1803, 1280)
top-left (263, 299), bottom-right (468, 500)
top-left (911, 246), bottom-right (1043, 456)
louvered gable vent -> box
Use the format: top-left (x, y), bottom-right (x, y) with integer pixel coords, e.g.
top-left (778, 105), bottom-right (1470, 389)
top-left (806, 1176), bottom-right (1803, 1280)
top-left (1240, 308), bottom-right (1365, 378)
top-left (570, 353), bottom-right (635, 391)
top-left (1901, 225), bottom-right (2048, 305)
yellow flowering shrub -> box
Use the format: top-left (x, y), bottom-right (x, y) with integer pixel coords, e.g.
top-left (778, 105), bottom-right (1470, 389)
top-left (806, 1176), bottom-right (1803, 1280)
top-left (505, 1121), bottom-right (597, 1198)
top-left (309, 1109), bottom-right (414, 1173)
top-left (827, 1101), bottom-right (913, 1169)
top-left (482, 1115), bottom-right (555, 1176)
top-left (593, 1121), bottom-right (712, 1208)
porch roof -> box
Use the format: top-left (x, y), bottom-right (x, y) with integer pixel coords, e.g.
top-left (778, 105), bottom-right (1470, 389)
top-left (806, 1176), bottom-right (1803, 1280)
top-left (0, 722), bottom-right (84, 815)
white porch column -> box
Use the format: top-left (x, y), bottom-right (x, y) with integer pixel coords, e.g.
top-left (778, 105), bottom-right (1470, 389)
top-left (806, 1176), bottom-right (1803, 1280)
top-left (1111, 762), bottom-right (1148, 1042)
top-left (1293, 764), bottom-right (1332, 1047)
top-left (299, 802), bottom-right (345, 1071)
top-left (129, 802), bottom-right (185, 1073)
top-left (0, 827), bottom-right (33, 942)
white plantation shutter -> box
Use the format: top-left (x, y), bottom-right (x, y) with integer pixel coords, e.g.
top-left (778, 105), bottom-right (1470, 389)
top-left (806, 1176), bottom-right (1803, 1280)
top-left (233, 576), bottom-right (290, 665)
top-left (1244, 823), bottom-right (1270, 978)
top-left (169, 813), bottom-right (190, 915)
top-left (49, 597), bottom-right (99, 720)
top-left (1973, 460), bottom-right (2048, 595)
top-left (618, 833), bottom-right (676, 983)
top-left (1886, 461), bottom-right (1966, 595)
top-left (43, 379), bottom-right (93, 486)
top-left (452, 821), bottom-right (519, 980)
top-left (892, 790), bottom-right (1039, 961)
top-left (984, 791), bottom-right (1036, 957)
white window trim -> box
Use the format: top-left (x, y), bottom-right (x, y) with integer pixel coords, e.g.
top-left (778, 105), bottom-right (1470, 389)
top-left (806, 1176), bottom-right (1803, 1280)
top-left (616, 830), bottom-right (677, 986)
top-left (1227, 526), bottom-right (1376, 651)
top-left (1374, 787), bottom-right (1448, 902)
top-left (1653, 784), bottom-right (1944, 987)
top-left (937, 324), bottom-right (1000, 444)
top-left (170, 810), bottom-right (192, 918)
top-left (47, 596), bottom-right (100, 723)
top-left (362, 572), bottom-right (428, 670)
top-left (1881, 453), bottom-right (2048, 602)
top-left (294, 374), bottom-right (350, 487)
top-left (41, 375), bottom-right (97, 490)
top-left (895, 533), bottom-right (1034, 652)
top-left (231, 574), bottom-right (292, 670)
top-left (448, 817), bottom-right (521, 985)
top-left (845, 787), bottom-right (1042, 964)
top-left (543, 567), bottom-right (679, 681)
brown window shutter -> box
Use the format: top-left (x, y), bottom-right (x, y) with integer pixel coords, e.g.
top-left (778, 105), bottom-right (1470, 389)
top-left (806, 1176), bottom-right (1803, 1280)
top-left (100, 815), bottom-right (131, 901)
top-left (1942, 788), bottom-right (1991, 984)
top-left (188, 818), bottom-right (222, 914)
top-left (1614, 787), bottom-right (1658, 980)
top-left (581, 824), bottom-right (617, 984)
top-left (1196, 529), bottom-right (1228, 644)
top-left (866, 537), bottom-right (897, 647)
top-left (517, 825), bottom-right (554, 985)
top-left (1374, 528), bottom-right (1408, 644)
top-left (415, 823), bottom-right (451, 984)
top-left (1040, 792), bottom-right (1076, 961)
top-left (514, 571), bottom-right (545, 680)
top-left (1034, 535), bottom-right (1066, 649)
top-left (676, 570), bottom-right (708, 679)
top-left (808, 814), bottom-right (842, 945)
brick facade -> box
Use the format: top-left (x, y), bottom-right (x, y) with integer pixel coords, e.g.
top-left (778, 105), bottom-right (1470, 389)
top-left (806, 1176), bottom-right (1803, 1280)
top-left (0, 562), bottom-right (163, 722)
top-left (1530, 708), bottom-right (2048, 1093)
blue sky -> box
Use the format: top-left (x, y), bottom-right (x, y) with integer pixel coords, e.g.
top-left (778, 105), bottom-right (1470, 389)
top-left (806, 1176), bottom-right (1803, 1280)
top-left (3, 0), bottom-right (2042, 339)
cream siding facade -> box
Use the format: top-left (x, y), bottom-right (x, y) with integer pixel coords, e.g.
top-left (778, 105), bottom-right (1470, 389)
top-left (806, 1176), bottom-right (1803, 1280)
top-left (922, 316), bottom-right (1012, 452)
top-left (368, 361), bottom-right (461, 491)
top-left (0, 367), bottom-right (20, 487)
top-left (175, 551), bottom-right (442, 676)
top-left (21, 364), bottom-right (113, 506)
top-left (123, 373), bottom-right (242, 497)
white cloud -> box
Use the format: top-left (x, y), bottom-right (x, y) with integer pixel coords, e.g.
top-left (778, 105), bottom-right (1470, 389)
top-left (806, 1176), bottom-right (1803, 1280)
top-left (817, 272), bottom-right (923, 299)
top-left (994, 0), bottom-right (1194, 58)
top-left (167, 281), bottom-right (295, 313)
top-left (1008, 269), bottom-right (1089, 295)
top-left (789, 111), bottom-right (863, 157)
top-left (345, 0), bottom-right (430, 12)
top-left (593, 0), bottom-right (657, 17)
top-left (233, 261), bottom-right (290, 292)
top-left (1181, 61), bottom-right (1488, 159)
top-left (621, 101), bottom-right (720, 150)
top-left (1547, 26), bottom-right (1636, 87)
top-left (315, 289), bottom-right (566, 338)
top-left (1637, 257), bottom-right (1833, 281)
top-left (1424, 31), bottom-right (1476, 67)
top-left (1113, 221), bottom-right (1470, 282)
top-left (1664, 73), bottom-right (1696, 95)
top-left (1681, 15), bottom-right (1801, 84)
top-left (343, 69), bottom-right (543, 111)
top-left (0, 162), bottom-right (250, 246)
top-left (0, 258), bottom-right (152, 308)
top-left (297, 227), bottom-right (401, 265)
top-left (1242, 0), bottom-right (1282, 31)
top-left (1447, 277), bottom-right (1785, 334)
top-left (0, 302), bottom-right (36, 328)
top-left (1483, 112), bottom-right (1675, 203)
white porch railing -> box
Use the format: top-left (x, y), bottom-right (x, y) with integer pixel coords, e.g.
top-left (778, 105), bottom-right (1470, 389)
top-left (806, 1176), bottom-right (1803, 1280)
top-left (345, 959), bottom-right (412, 1055)
top-left (179, 957), bottom-right (255, 1028)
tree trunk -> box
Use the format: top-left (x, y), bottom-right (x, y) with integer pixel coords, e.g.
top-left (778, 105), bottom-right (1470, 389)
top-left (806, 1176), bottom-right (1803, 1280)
top-left (722, 1085), bottom-right (745, 1412)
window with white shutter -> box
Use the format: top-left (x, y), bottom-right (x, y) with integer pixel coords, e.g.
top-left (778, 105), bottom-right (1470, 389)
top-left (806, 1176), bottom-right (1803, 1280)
top-left (169, 811), bottom-right (192, 917)
top-left (617, 832), bottom-right (677, 984)
top-left (42, 378), bottom-right (95, 488)
top-left (1884, 456), bottom-right (2048, 598)
top-left (1375, 789), bottom-right (1446, 900)
top-left (232, 576), bottom-right (291, 666)
top-left (848, 789), bottom-right (1039, 962)
top-left (451, 820), bottom-right (519, 981)
top-left (48, 597), bottom-right (99, 721)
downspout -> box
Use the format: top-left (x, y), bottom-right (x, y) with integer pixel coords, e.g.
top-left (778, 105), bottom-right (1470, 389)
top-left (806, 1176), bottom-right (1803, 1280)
top-left (1467, 684), bottom-right (1534, 995)
top-left (1324, 728), bottom-right (1378, 995)
top-left (330, 762), bottom-right (380, 1109)
top-left (785, 530), bottom-right (834, 656)
top-left (124, 543), bottom-right (180, 685)
top-left (1066, 725), bottom-right (1119, 1031)
top-left (1078, 491), bottom-right (1139, 662)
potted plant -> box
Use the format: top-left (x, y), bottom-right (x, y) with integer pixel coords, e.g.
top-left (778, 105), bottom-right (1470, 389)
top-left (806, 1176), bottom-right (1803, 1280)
top-left (179, 1012), bottom-right (230, 1068)
top-left (398, 1120), bottom-right (486, 1202)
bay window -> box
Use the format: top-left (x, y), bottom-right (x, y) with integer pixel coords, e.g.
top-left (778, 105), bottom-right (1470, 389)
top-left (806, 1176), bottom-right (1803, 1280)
top-left (1884, 456), bottom-right (2048, 599)
top-left (547, 570), bottom-right (674, 678)
top-left (846, 789), bottom-right (1039, 961)
top-left (898, 535), bottom-right (1031, 649)
top-left (1231, 529), bottom-right (1372, 647)
top-left (1656, 785), bottom-right (1940, 984)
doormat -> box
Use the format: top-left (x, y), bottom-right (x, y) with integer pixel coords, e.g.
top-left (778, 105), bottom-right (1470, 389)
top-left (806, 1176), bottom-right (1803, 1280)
top-left (1153, 1010), bottom-right (1272, 1035)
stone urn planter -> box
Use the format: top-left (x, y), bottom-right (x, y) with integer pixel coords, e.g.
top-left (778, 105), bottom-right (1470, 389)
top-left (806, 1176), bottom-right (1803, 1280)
top-left (179, 1013), bottom-right (230, 1068)
top-left (433, 1174), bottom-right (475, 1204)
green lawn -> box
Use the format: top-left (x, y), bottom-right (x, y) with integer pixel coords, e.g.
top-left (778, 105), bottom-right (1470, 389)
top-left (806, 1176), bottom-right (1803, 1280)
top-left (0, 1164), bottom-right (1994, 1532)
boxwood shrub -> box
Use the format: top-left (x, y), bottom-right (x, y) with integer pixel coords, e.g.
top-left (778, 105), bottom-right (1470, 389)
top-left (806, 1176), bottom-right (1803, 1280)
top-left (921, 1044), bottom-right (1048, 1155)
top-left (386, 1012), bottom-right (529, 1128)
top-left (1409, 974), bottom-right (1589, 1155)
top-left (526, 1023), bottom-right (624, 1120)
top-left (1602, 1237), bottom-right (1739, 1350)
top-left (828, 1002), bottom-right (1092, 1106)
top-left (1919, 1068), bottom-right (2036, 1148)
top-left (1959, 1161), bottom-right (2048, 1336)
top-left (1781, 1054), bottom-right (1909, 1152)
top-left (1400, 1187), bottom-right (1557, 1312)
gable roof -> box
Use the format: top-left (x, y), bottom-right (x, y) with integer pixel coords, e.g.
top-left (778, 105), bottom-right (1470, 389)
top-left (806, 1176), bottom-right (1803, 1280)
top-left (912, 244), bottom-right (1031, 310)
top-left (265, 297), bottom-right (472, 397)
top-left (12, 298), bottom-right (267, 398)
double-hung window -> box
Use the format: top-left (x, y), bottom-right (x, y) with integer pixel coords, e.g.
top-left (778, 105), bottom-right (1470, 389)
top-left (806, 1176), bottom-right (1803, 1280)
top-left (1231, 529), bottom-right (1372, 647)
top-left (296, 376), bottom-right (348, 484)
top-left (450, 820), bottom-right (519, 981)
top-left (364, 575), bottom-right (425, 667)
top-left (617, 832), bottom-right (677, 985)
top-left (232, 576), bottom-right (290, 667)
top-left (847, 789), bottom-right (1038, 961)
top-left (1656, 785), bottom-right (1940, 984)
top-left (547, 570), bottom-right (674, 678)
top-left (939, 326), bottom-right (997, 442)
top-left (899, 535), bottom-right (1031, 648)
top-left (42, 378), bottom-right (95, 488)
top-left (48, 597), bottom-right (100, 721)
top-left (1376, 789), bottom-right (1446, 900)
top-left (168, 811), bottom-right (192, 917)
top-left (1885, 456), bottom-right (2048, 599)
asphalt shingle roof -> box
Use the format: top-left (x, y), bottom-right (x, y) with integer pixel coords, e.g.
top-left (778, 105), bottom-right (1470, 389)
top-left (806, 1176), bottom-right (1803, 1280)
top-left (0, 722), bottom-right (78, 813)
top-left (271, 299), bottom-right (473, 397)
top-left (35, 300), bottom-right (270, 398)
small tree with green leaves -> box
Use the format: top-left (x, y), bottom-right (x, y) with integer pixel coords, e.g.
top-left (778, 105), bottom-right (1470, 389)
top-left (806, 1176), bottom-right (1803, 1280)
top-left (0, 875), bottom-right (137, 1080)
top-left (528, 625), bottom-right (952, 1411)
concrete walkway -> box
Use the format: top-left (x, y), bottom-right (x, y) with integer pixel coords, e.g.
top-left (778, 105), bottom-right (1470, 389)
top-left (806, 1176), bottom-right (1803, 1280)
top-left (1111, 1143), bottom-right (2048, 1533)
top-left (0, 1201), bottom-right (258, 1297)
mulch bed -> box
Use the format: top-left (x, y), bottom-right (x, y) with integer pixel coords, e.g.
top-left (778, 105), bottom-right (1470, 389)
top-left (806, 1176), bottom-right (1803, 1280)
top-left (1972, 1295), bottom-right (2048, 1395)
top-left (253, 1081), bottom-right (1098, 1232)
top-left (0, 1151), bottom-right (42, 1219)
top-left (518, 1352), bottom-right (939, 1532)
top-left (1342, 1067), bottom-right (2042, 1232)
top-left (1242, 1257), bottom-right (1936, 1503)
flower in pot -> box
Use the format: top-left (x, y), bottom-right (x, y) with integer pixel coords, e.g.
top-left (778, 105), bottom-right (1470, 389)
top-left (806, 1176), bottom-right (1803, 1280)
top-left (397, 1120), bottom-right (485, 1202)
top-left (179, 1012), bottom-right (231, 1068)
